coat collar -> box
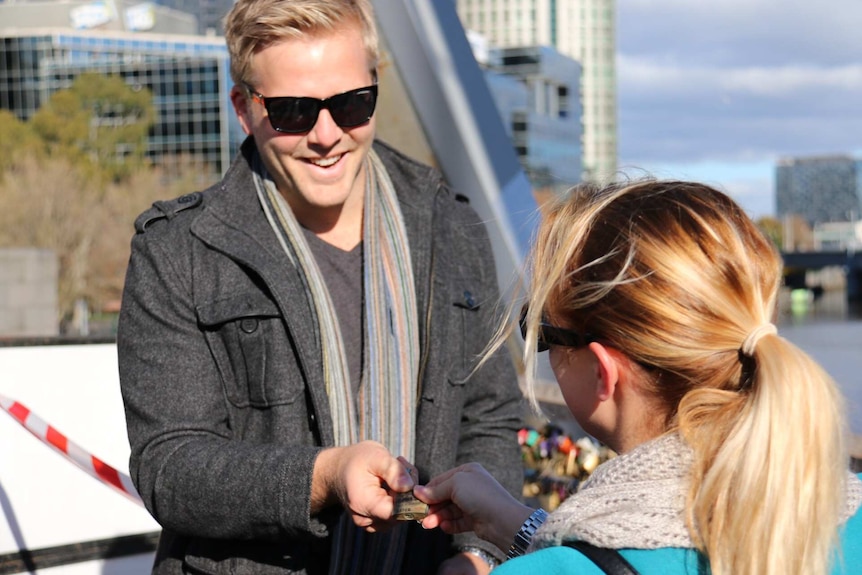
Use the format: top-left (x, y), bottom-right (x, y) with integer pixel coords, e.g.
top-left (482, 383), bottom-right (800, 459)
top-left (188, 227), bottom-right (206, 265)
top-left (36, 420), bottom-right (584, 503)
top-left (192, 137), bottom-right (441, 321)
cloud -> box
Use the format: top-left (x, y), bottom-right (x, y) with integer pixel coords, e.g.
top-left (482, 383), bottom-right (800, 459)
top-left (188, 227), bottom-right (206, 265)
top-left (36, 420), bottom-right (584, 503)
top-left (619, 57), bottom-right (862, 163)
top-left (723, 176), bottom-right (776, 220)
top-left (620, 58), bottom-right (862, 102)
top-left (618, 1), bottom-right (862, 67)
top-left (616, 0), bottom-right (862, 192)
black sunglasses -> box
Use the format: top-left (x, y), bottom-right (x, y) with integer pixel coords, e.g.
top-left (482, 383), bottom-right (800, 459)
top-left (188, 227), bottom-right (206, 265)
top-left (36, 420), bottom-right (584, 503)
top-left (247, 84), bottom-right (378, 134)
top-left (519, 306), bottom-right (597, 353)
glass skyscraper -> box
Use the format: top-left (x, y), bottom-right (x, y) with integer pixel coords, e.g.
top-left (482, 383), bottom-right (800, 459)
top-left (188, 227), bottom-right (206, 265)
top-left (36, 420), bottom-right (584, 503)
top-left (457, 0), bottom-right (617, 183)
top-left (776, 156), bottom-right (862, 226)
top-left (483, 45), bottom-right (583, 195)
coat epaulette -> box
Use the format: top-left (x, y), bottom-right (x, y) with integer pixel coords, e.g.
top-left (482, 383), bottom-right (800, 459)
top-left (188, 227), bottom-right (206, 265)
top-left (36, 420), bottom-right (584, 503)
top-left (134, 192), bottom-right (203, 233)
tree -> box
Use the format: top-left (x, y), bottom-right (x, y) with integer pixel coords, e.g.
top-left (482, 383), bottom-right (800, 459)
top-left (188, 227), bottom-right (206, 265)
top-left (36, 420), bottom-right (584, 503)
top-left (0, 109), bottom-right (41, 172)
top-left (0, 73), bottom-right (215, 332)
top-left (29, 73), bottom-right (155, 181)
top-left (0, 154), bottom-right (207, 328)
top-left (756, 216), bottom-right (783, 249)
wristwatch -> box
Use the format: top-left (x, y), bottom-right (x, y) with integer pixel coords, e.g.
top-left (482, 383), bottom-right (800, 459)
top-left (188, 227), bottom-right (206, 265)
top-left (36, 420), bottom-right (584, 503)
top-left (460, 546), bottom-right (500, 570)
top-left (506, 508), bottom-right (549, 559)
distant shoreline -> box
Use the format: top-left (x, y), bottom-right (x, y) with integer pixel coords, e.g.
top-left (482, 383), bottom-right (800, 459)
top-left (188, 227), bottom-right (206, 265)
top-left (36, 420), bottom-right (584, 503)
top-left (850, 435), bottom-right (862, 466)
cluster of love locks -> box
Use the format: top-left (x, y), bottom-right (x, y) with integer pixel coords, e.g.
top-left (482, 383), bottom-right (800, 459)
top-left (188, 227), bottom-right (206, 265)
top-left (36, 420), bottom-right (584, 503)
top-left (518, 424), bottom-right (615, 511)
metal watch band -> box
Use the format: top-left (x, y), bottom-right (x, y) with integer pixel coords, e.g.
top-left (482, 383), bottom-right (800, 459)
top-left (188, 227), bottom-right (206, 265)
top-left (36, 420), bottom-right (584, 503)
top-left (460, 545), bottom-right (500, 569)
top-left (506, 508), bottom-right (549, 559)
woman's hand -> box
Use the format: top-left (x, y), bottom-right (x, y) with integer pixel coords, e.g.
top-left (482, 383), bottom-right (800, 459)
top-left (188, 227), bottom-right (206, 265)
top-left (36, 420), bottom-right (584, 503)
top-left (414, 463), bottom-right (534, 552)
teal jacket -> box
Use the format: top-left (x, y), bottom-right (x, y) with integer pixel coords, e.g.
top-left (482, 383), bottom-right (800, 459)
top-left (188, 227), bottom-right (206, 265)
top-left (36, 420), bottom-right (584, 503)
top-left (495, 475), bottom-right (862, 574)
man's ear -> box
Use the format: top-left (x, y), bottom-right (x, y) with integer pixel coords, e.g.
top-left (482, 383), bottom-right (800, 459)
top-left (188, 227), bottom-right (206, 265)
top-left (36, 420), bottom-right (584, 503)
top-left (230, 84), bottom-right (254, 136)
top-left (588, 342), bottom-right (619, 401)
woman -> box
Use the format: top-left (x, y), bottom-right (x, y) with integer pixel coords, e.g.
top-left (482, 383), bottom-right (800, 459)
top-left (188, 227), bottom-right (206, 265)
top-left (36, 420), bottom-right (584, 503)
top-left (414, 179), bottom-right (862, 574)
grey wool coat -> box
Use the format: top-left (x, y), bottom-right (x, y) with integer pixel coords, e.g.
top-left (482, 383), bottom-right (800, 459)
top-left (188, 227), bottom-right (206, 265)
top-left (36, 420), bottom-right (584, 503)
top-left (117, 138), bottom-right (525, 574)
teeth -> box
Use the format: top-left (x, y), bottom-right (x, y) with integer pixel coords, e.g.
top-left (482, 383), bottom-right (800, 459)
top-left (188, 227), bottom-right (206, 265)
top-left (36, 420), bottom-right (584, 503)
top-left (309, 155), bottom-right (341, 167)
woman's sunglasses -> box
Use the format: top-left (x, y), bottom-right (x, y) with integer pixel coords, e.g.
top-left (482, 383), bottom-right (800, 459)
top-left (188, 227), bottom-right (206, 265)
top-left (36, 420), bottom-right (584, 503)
top-left (246, 84), bottom-right (378, 134)
top-left (519, 306), bottom-right (597, 353)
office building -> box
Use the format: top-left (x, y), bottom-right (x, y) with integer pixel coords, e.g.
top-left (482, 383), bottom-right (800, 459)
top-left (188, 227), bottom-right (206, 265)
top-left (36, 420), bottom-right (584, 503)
top-left (813, 221), bottom-right (862, 252)
top-left (483, 44), bottom-right (583, 195)
top-left (456, 0), bottom-right (617, 183)
top-left (0, 0), bottom-right (197, 34)
top-left (0, 0), bottom-right (240, 179)
top-left (151, 0), bottom-right (236, 35)
top-left (776, 155), bottom-right (862, 226)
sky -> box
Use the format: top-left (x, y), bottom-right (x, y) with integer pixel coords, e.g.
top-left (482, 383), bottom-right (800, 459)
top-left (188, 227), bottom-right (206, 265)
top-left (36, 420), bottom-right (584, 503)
top-left (615, 0), bottom-right (862, 219)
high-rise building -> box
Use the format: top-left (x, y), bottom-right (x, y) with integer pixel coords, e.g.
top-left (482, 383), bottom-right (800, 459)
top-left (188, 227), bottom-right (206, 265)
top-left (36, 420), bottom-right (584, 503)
top-left (483, 45), bottom-right (583, 196)
top-left (456, 0), bottom-right (617, 183)
top-left (776, 156), bottom-right (862, 226)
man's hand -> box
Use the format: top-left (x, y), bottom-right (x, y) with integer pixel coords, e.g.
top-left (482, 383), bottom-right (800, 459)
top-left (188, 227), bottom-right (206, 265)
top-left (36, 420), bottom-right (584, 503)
top-left (311, 440), bottom-right (414, 532)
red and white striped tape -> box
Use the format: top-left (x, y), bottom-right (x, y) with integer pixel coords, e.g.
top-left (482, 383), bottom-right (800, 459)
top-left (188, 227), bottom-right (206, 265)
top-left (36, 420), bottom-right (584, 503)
top-left (0, 393), bottom-right (143, 506)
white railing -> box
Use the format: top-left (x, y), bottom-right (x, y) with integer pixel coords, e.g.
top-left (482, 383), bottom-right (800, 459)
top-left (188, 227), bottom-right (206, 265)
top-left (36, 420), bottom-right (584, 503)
top-left (0, 342), bottom-right (158, 574)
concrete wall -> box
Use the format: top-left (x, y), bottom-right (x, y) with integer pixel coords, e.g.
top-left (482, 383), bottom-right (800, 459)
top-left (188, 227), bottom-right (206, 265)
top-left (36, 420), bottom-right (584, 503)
top-left (0, 248), bottom-right (59, 338)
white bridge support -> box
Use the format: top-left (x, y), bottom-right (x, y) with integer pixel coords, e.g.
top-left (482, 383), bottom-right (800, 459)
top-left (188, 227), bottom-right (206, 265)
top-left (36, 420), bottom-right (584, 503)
top-left (372, 0), bottom-right (537, 296)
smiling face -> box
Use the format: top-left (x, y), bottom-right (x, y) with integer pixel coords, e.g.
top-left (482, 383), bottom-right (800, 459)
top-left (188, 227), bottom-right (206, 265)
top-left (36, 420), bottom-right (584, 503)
top-left (231, 21), bottom-right (376, 235)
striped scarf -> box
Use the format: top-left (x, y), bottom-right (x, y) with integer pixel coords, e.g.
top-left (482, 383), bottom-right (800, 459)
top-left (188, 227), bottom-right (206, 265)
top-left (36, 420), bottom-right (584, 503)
top-left (253, 148), bottom-right (419, 574)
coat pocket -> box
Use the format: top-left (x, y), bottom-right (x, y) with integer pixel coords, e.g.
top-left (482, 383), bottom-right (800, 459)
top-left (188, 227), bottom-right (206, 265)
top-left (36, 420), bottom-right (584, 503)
top-left (447, 285), bottom-right (483, 386)
top-left (198, 291), bottom-right (304, 408)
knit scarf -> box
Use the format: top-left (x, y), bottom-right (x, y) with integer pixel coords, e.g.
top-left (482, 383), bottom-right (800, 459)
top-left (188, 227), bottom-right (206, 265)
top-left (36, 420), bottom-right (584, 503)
top-left (253, 148), bottom-right (419, 574)
top-left (532, 433), bottom-right (862, 551)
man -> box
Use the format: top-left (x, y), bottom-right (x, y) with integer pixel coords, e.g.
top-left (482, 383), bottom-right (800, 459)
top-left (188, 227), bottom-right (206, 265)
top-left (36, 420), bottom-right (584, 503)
top-left (117, 0), bottom-right (524, 573)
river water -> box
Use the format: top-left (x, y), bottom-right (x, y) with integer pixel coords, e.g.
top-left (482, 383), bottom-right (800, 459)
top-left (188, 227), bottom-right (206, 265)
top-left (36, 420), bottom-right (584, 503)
top-left (777, 289), bottom-right (862, 437)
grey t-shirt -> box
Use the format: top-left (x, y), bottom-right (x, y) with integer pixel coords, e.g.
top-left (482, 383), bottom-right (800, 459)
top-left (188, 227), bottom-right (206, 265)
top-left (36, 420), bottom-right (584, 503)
top-left (302, 228), bottom-right (364, 396)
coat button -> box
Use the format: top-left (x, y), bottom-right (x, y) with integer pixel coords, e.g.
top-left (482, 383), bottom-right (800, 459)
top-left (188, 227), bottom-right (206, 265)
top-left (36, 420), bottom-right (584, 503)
top-left (463, 291), bottom-right (476, 309)
top-left (240, 319), bottom-right (258, 333)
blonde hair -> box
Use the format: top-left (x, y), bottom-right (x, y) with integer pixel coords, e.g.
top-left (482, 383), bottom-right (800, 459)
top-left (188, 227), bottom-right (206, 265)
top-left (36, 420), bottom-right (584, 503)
top-left (512, 179), bottom-right (849, 575)
top-left (223, 0), bottom-right (379, 87)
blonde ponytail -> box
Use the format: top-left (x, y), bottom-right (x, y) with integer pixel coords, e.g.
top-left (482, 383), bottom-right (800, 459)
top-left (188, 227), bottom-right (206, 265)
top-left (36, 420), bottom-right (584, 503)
top-left (679, 332), bottom-right (847, 575)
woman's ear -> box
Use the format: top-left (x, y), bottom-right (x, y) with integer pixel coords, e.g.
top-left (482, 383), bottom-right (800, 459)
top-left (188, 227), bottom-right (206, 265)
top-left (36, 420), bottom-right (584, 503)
top-left (588, 342), bottom-right (619, 401)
